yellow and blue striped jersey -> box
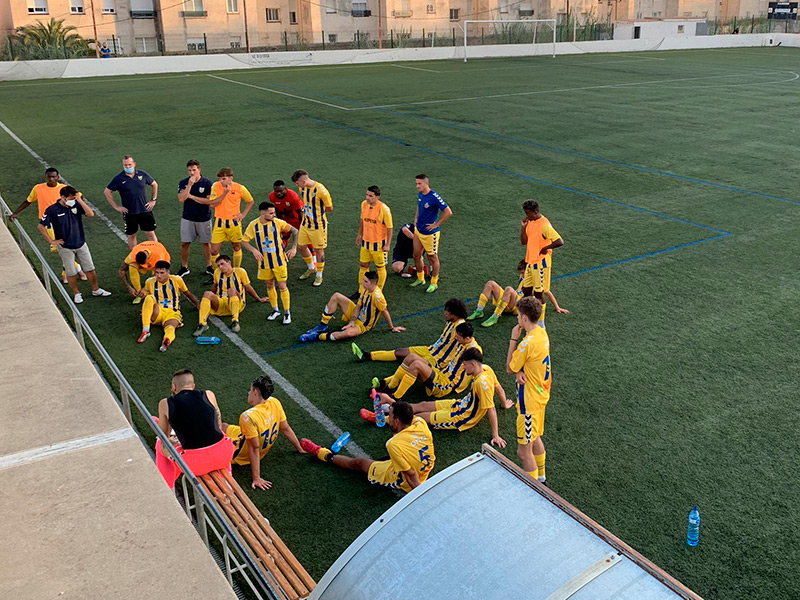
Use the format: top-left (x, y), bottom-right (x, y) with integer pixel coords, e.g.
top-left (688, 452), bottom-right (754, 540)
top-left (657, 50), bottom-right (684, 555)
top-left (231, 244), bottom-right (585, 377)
top-left (213, 267), bottom-right (251, 301)
top-left (144, 275), bottom-right (187, 311)
top-left (356, 287), bottom-right (388, 331)
top-left (300, 182), bottom-right (332, 231)
top-left (428, 318), bottom-right (465, 368)
top-left (440, 339), bottom-right (483, 393)
top-left (243, 217), bottom-right (291, 270)
top-left (447, 365), bottom-right (499, 431)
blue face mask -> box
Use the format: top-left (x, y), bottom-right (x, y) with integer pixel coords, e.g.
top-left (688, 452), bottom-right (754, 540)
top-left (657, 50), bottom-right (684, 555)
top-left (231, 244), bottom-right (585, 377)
top-left (123, 166), bottom-right (135, 174)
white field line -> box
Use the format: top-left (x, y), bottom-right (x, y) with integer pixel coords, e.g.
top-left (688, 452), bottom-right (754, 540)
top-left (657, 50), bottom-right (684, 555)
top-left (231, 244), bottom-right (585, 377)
top-left (0, 119), bottom-right (369, 459)
top-left (391, 64), bottom-right (441, 73)
top-left (0, 428), bottom-right (136, 471)
top-left (207, 73), bottom-right (350, 110)
top-left (0, 74), bottom-right (195, 89)
top-left (439, 56), bottom-right (667, 73)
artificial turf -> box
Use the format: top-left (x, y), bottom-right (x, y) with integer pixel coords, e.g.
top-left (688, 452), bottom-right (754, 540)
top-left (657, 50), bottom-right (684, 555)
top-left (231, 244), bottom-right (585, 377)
top-left (1, 46), bottom-right (799, 599)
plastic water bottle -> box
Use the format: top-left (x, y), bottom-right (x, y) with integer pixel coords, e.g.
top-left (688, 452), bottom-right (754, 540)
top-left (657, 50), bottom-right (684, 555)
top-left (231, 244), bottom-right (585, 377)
top-left (371, 389), bottom-right (386, 427)
top-left (196, 336), bottom-right (222, 345)
top-left (687, 506), bottom-right (700, 547)
top-left (331, 432), bottom-right (351, 454)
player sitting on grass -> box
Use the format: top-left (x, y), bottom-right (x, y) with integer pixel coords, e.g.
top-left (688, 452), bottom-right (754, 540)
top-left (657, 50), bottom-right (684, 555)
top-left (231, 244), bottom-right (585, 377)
top-left (138, 260), bottom-right (200, 352)
top-left (373, 322), bottom-right (479, 399)
top-left (221, 375), bottom-right (307, 491)
top-left (301, 401), bottom-right (435, 493)
top-left (118, 240), bottom-right (170, 305)
top-left (363, 348), bottom-right (513, 447)
top-left (299, 271), bottom-right (405, 342)
top-left (468, 260), bottom-right (569, 328)
top-left (194, 255), bottom-right (266, 336)
top-left (352, 298), bottom-right (467, 365)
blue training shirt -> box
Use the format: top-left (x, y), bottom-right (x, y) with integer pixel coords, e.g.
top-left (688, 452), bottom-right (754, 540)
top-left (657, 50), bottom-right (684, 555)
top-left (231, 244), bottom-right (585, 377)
top-left (178, 176), bottom-right (213, 222)
top-left (416, 190), bottom-right (448, 235)
top-left (106, 169), bottom-right (155, 215)
top-left (41, 202), bottom-right (86, 249)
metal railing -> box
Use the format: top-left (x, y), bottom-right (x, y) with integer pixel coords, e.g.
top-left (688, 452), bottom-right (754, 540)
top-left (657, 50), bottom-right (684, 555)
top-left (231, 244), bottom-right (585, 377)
top-left (0, 195), bottom-right (287, 600)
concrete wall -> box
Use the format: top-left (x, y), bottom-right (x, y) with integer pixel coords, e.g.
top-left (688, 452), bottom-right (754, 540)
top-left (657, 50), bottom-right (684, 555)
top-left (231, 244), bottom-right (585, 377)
top-left (0, 32), bottom-right (796, 80)
top-left (614, 18), bottom-right (705, 38)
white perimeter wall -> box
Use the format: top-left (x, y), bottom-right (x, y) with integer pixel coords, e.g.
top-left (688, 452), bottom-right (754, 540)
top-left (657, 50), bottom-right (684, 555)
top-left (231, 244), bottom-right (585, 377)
top-left (0, 33), bottom-right (797, 81)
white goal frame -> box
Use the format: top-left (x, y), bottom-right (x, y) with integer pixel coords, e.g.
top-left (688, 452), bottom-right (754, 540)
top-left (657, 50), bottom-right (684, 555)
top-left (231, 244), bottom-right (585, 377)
top-left (463, 19), bottom-right (557, 61)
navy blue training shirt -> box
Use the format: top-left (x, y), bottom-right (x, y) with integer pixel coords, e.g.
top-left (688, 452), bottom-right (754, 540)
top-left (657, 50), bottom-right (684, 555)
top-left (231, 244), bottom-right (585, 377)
top-left (178, 176), bottom-right (213, 222)
top-left (416, 190), bottom-right (448, 235)
top-left (41, 202), bottom-right (86, 249)
top-left (106, 169), bottom-right (155, 214)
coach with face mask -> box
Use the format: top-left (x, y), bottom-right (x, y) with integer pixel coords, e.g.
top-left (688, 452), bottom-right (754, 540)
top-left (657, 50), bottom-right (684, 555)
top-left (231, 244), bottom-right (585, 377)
top-left (104, 154), bottom-right (159, 250)
top-left (38, 186), bottom-right (112, 304)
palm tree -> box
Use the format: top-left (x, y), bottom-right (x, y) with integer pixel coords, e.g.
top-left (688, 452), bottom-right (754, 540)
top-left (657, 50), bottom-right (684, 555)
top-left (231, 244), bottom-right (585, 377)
top-left (4, 18), bottom-right (92, 60)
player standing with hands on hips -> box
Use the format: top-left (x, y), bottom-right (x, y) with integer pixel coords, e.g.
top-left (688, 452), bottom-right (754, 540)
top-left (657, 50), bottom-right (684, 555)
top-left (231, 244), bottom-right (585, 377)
top-left (104, 155), bottom-right (159, 249)
top-left (410, 174), bottom-right (452, 294)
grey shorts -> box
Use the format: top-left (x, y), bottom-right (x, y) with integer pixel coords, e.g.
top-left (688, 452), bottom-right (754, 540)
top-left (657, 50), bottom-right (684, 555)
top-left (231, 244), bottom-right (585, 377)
top-left (181, 218), bottom-right (212, 244)
top-left (57, 243), bottom-right (94, 276)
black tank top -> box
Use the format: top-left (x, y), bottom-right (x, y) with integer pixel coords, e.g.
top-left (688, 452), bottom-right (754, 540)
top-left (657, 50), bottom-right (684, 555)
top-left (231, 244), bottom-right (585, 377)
top-left (167, 389), bottom-right (224, 450)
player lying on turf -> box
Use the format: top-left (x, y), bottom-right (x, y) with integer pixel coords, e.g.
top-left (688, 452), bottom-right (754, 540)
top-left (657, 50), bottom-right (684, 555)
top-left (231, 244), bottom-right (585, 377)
top-left (301, 401), bottom-right (435, 492)
top-left (118, 240), bottom-right (170, 305)
top-left (373, 322), bottom-right (479, 399)
top-left (351, 298), bottom-right (468, 365)
top-left (194, 255), bottom-right (266, 336)
top-left (138, 260), bottom-right (200, 352)
top-left (468, 260), bottom-right (569, 328)
top-left (363, 348), bottom-right (513, 447)
top-left (221, 375), bottom-right (307, 491)
top-left (299, 271), bottom-right (405, 342)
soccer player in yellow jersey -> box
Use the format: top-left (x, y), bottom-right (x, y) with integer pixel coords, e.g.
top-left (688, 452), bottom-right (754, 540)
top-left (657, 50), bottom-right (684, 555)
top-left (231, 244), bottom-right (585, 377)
top-left (299, 271), bottom-right (405, 342)
top-left (506, 297), bottom-right (552, 485)
top-left (301, 401), bottom-right (435, 493)
top-left (356, 185), bottom-right (393, 292)
top-left (375, 322), bottom-right (479, 400)
top-left (351, 298), bottom-right (467, 365)
top-left (138, 261), bottom-right (200, 352)
top-left (521, 200), bottom-right (563, 311)
top-left (193, 255), bottom-right (266, 336)
top-left (118, 240), bottom-right (171, 304)
top-left (241, 201), bottom-right (298, 325)
top-left (209, 167), bottom-right (255, 269)
top-left (291, 169), bottom-right (332, 287)
top-left (222, 375), bottom-right (307, 490)
top-left (468, 260), bottom-right (569, 328)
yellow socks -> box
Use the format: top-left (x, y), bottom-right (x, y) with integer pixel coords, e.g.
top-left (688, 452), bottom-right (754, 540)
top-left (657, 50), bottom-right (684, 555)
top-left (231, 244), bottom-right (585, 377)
top-left (477, 293), bottom-right (488, 311)
top-left (233, 249), bottom-right (243, 269)
top-left (141, 295), bottom-right (156, 329)
top-left (317, 447), bottom-right (332, 462)
top-left (230, 296), bottom-right (241, 321)
top-left (280, 288), bottom-right (290, 311)
top-left (535, 452), bottom-right (546, 481)
top-left (129, 265), bottom-right (142, 292)
top-left (386, 364), bottom-right (406, 389)
top-left (321, 312), bottom-right (333, 325)
top-left (394, 371), bottom-right (417, 399)
top-left (267, 287), bottom-right (278, 310)
top-left (163, 325), bottom-right (176, 344)
top-left (416, 269), bottom-right (426, 282)
top-left (494, 300), bottom-right (508, 317)
top-left (199, 297), bottom-right (211, 325)
top-left (527, 470), bottom-right (539, 480)
top-left (316, 261), bottom-right (325, 274)
top-left (377, 266), bottom-right (387, 289)
top-left (303, 254), bottom-right (314, 269)
top-left (210, 253), bottom-right (219, 265)
top-left (370, 350), bottom-right (397, 362)
top-left (431, 275), bottom-right (439, 286)
top-left (358, 265), bottom-right (368, 292)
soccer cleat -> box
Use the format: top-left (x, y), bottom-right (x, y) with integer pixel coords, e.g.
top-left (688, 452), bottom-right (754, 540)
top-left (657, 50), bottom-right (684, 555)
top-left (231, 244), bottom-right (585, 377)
top-left (176, 266), bottom-right (190, 278)
top-left (193, 324), bottom-right (208, 337)
top-left (204, 266), bottom-right (214, 285)
top-left (352, 342), bottom-right (366, 362)
top-left (409, 278), bottom-right (425, 288)
top-left (359, 408), bottom-right (376, 423)
top-left (467, 309), bottom-right (484, 321)
top-left (282, 312), bottom-right (292, 325)
top-left (132, 296), bottom-right (143, 305)
top-left (73, 293), bottom-right (83, 304)
top-left (313, 274), bottom-right (323, 287)
top-left (371, 376), bottom-right (390, 393)
top-left (205, 265), bottom-right (215, 275)
top-left (481, 314), bottom-right (500, 328)
top-left (299, 323), bottom-right (327, 342)
top-left (92, 288), bottom-right (111, 297)
top-left (137, 331), bottom-right (151, 344)
top-left (425, 283), bottom-right (438, 294)
top-left (299, 268), bottom-right (314, 280)
top-left (267, 309), bottom-right (281, 321)
top-left (300, 438), bottom-right (330, 462)
top-left (78, 271), bottom-right (88, 281)
top-left (231, 320), bottom-right (241, 333)
top-left (159, 338), bottom-right (172, 352)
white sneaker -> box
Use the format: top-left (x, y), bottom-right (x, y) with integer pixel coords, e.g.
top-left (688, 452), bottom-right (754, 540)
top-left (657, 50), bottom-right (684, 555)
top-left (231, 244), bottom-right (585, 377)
top-left (313, 274), bottom-right (323, 287)
top-left (267, 309), bottom-right (281, 321)
top-left (92, 288), bottom-right (112, 297)
top-left (74, 293), bottom-right (84, 304)
top-left (282, 312), bottom-right (292, 325)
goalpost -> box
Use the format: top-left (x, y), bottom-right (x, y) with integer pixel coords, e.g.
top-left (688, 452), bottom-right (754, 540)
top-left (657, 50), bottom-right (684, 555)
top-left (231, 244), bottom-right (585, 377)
top-left (463, 19), bottom-right (557, 62)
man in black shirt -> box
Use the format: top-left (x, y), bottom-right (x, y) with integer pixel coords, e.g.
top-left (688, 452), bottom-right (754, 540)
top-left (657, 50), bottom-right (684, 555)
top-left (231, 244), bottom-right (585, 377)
top-left (391, 223), bottom-right (424, 278)
top-left (177, 159), bottom-right (214, 282)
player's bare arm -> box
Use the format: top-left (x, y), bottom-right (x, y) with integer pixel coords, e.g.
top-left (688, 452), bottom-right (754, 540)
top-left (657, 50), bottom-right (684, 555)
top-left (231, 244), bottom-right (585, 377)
top-left (240, 240), bottom-right (263, 263)
top-left (404, 468), bottom-right (422, 490)
top-left (356, 220), bottom-right (364, 247)
top-left (544, 290), bottom-right (569, 314)
top-left (247, 437), bottom-right (273, 491)
top-left (382, 309), bottom-right (406, 333)
top-left (286, 226), bottom-right (298, 260)
top-left (432, 206), bottom-right (453, 230)
top-left (383, 227), bottom-right (393, 252)
top-left (182, 288), bottom-right (201, 310)
top-left (9, 198), bottom-right (31, 220)
top-left (279, 420), bottom-right (307, 453)
top-left (244, 283), bottom-right (267, 303)
top-left (520, 219), bottom-right (529, 245)
top-left (157, 398), bottom-right (172, 458)
top-left (75, 194), bottom-right (94, 217)
top-left (488, 408), bottom-right (506, 448)
top-left (145, 181), bottom-right (158, 211)
top-left (104, 187), bottom-right (127, 214)
top-left (497, 383), bottom-right (513, 410)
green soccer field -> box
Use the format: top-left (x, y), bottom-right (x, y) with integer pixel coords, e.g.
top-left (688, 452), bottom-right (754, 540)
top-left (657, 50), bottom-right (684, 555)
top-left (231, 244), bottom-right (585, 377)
top-left (2, 47), bottom-right (800, 599)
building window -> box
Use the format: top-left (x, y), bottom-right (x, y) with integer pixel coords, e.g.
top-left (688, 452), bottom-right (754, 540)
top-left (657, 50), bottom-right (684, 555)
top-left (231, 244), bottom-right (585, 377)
top-left (227, 0), bottom-right (238, 11)
top-left (426, 3), bottom-right (435, 12)
top-left (27, 0), bottom-right (48, 13)
top-left (135, 36), bottom-right (157, 53)
top-left (449, 7), bottom-right (459, 20)
top-left (70, 0), bottom-right (84, 13)
top-left (328, 33), bottom-right (337, 42)
top-left (326, 4), bottom-right (336, 13)
top-left (266, 7), bottom-right (280, 21)
top-left (500, 2), bottom-right (509, 13)
top-left (182, 0), bottom-right (205, 14)
top-left (352, 0), bottom-right (369, 16)
top-left (519, 8), bottom-right (534, 16)
top-left (130, 0), bottom-right (154, 17)
top-left (677, 24), bottom-right (684, 33)
top-left (230, 35), bottom-right (241, 47)
top-left (101, 0), bottom-right (115, 13)
top-left (187, 37), bottom-right (205, 51)
top-left (653, 11), bottom-right (661, 16)
top-left (289, 10), bottom-right (297, 23)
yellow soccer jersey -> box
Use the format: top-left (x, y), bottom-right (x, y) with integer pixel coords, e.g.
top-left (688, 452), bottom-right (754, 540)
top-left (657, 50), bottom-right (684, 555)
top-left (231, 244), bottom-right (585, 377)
top-left (387, 416), bottom-right (435, 485)
top-left (428, 318), bottom-right (465, 368)
top-left (356, 287), bottom-right (387, 330)
top-left (243, 217), bottom-right (292, 270)
top-left (27, 183), bottom-right (65, 219)
top-left (300, 182), bottom-right (332, 231)
top-left (145, 275), bottom-right (188, 311)
top-left (441, 339), bottom-right (483, 393)
top-left (447, 365), bottom-right (499, 431)
top-left (231, 398), bottom-right (287, 466)
top-left (509, 327), bottom-right (551, 415)
top-left (213, 267), bottom-right (251, 299)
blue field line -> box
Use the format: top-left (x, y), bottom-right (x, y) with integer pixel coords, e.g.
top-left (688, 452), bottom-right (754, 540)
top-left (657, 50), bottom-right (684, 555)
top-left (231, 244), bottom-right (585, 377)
top-left (260, 231), bottom-right (731, 359)
top-left (255, 81), bottom-right (800, 207)
top-left (250, 100), bottom-right (727, 235)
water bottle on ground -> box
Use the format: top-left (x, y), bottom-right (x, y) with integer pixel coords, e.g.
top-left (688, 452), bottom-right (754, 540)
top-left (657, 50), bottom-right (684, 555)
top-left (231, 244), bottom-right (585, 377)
top-left (371, 389), bottom-right (386, 427)
top-left (196, 336), bottom-right (222, 345)
top-left (331, 431), bottom-right (351, 454)
top-left (687, 506), bottom-right (700, 547)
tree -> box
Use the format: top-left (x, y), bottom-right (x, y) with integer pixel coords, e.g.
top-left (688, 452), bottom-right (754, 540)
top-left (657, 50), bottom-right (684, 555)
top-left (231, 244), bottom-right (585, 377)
top-left (3, 18), bottom-right (92, 60)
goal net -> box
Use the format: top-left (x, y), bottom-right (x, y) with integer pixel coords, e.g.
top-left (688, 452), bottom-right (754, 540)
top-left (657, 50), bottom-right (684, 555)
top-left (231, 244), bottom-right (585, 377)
top-left (462, 19), bottom-right (556, 61)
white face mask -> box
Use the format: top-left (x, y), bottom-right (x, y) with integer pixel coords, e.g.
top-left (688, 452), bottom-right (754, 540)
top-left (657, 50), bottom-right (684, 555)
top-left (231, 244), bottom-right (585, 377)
top-left (65, 199), bottom-right (76, 207)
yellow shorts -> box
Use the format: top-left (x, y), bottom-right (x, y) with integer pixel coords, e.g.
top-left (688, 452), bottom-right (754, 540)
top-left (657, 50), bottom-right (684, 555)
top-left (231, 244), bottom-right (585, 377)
top-left (299, 225), bottom-right (327, 249)
top-left (212, 296), bottom-right (245, 317)
top-left (211, 219), bottom-right (243, 244)
top-left (523, 257), bottom-right (551, 293)
top-left (342, 301), bottom-right (369, 334)
top-left (415, 230), bottom-right (440, 255)
top-left (257, 263), bottom-right (288, 282)
top-left (359, 244), bottom-right (388, 267)
top-left (367, 459), bottom-right (408, 492)
top-left (409, 346), bottom-right (434, 365)
top-left (152, 307), bottom-right (183, 326)
top-left (516, 409), bottom-right (546, 445)
top-left (226, 424), bottom-right (241, 439)
top-left (428, 399), bottom-right (466, 430)
top-left (426, 368), bottom-right (455, 398)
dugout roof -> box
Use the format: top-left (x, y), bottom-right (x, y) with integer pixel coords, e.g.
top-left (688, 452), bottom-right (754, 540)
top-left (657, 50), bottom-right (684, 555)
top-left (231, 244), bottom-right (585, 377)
top-left (309, 446), bottom-right (702, 600)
